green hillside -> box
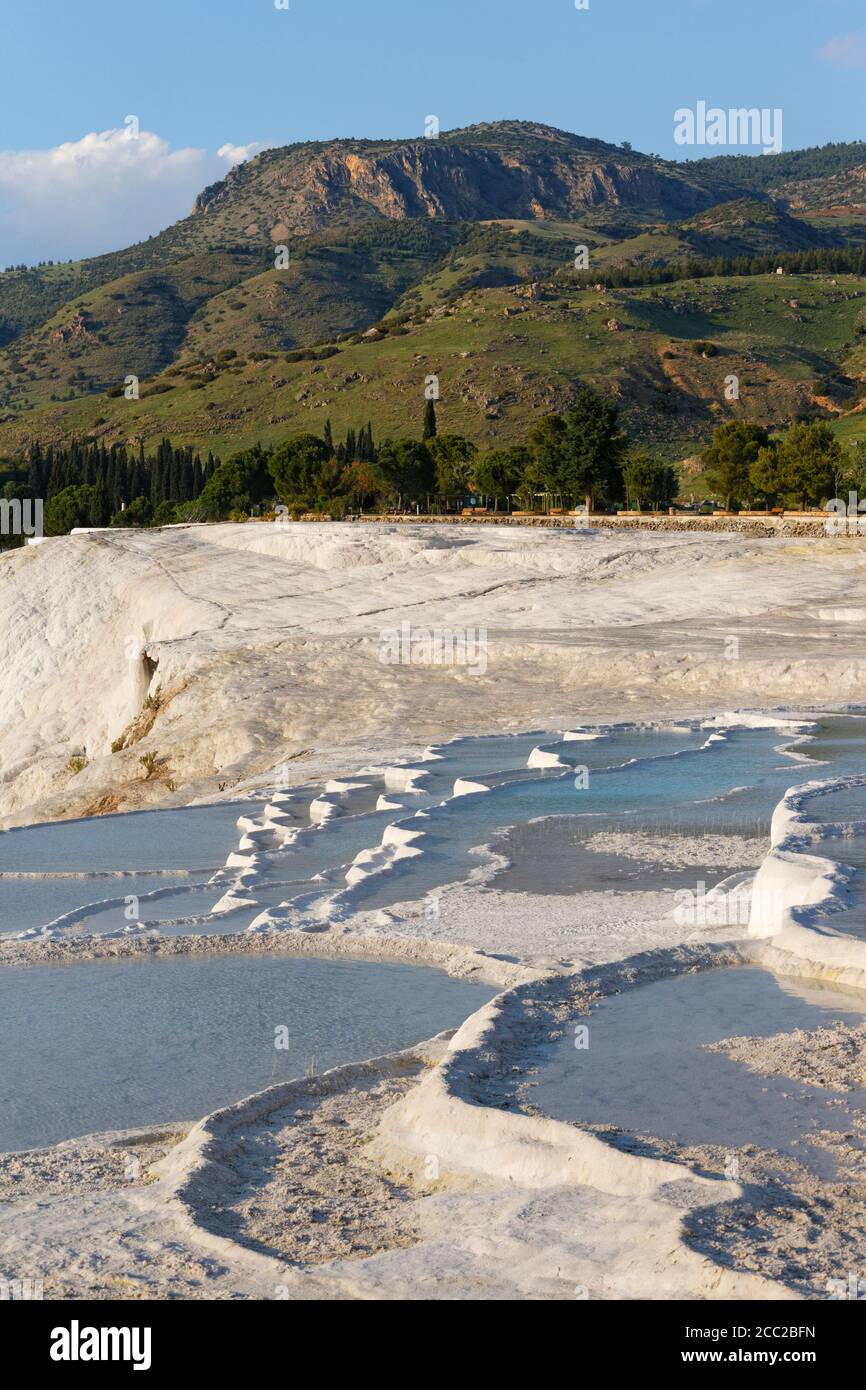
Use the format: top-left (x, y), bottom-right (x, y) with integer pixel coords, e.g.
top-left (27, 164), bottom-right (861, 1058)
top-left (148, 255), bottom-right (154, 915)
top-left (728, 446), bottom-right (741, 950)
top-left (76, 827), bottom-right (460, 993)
top-left (3, 122), bottom-right (866, 464)
top-left (3, 269), bottom-right (864, 463)
top-left (681, 141), bottom-right (866, 199)
top-left (0, 251), bottom-right (266, 415)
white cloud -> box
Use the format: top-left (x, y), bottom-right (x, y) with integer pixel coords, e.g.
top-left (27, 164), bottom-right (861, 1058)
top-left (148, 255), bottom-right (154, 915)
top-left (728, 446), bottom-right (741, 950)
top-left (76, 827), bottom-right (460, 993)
top-left (817, 34), bottom-right (866, 69)
top-left (0, 127), bottom-right (218, 267)
top-left (217, 141), bottom-right (271, 168)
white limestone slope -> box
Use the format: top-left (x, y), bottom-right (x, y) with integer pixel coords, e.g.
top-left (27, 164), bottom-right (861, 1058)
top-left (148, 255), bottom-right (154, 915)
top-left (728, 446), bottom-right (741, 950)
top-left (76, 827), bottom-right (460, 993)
top-left (748, 773), bottom-right (866, 989)
top-left (2, 520), bottom-right (866, 829)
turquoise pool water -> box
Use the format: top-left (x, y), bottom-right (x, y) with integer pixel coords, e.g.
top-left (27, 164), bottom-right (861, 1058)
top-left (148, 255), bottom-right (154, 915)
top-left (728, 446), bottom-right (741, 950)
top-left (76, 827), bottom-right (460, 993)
top-left (531, 965), bottom-right (866, 1180)
top-left (0, 952), bottom-right (495, 1151)
top-left (2, 714), bottom-right (865, 938)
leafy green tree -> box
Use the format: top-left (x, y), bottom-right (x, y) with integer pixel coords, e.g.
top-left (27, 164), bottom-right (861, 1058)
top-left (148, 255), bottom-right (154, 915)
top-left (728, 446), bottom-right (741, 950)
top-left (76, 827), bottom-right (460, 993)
top-left (268, 434), bottom-right (332, 509)
top-left (530, 389), bottom-right (628, 510)
top-left (344, 459), bottom-right (384, 510)
top-left (622, 451), bottom-right (678, 510)
top-left (44, 485), bottom-right (98, 535)
top-left (749, 444), bottom-right (782, 509)
top-left (2, 480), bottom-right (35, 502)
top-left (701, 421), bottom-right (769, 511)
top-left (152, 500), bottom-right (179, 527)
top-left (111, 495), bottom-right (153, 528)
top-left (376, 439), bottom-right (436, 508)
top-left (852, 440), bottom-right (866, 475)
top-left (199, 444), bottom-right (274, 519)
top-left (473, 447), bottom-right (527, 508)
top-left (315, 455), bottom-right (348, 505)
top-left (430, 435), bottom-right (477, 495)
top-left (843, 440), bottom-right (866, 498)
top-left (526, 414), bottom-right (566, 496)
top-left (776, 421), bottom-right (844, 510)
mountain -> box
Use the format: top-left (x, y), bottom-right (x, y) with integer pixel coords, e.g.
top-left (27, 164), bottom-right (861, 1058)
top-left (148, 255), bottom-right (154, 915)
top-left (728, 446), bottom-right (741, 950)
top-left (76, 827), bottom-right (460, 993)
top-left (187, 121), bottom-right (745, 238)
top-left (679, 141), bottom-right (866, 205)
top-left (2, 121), bottom-right (866, 463)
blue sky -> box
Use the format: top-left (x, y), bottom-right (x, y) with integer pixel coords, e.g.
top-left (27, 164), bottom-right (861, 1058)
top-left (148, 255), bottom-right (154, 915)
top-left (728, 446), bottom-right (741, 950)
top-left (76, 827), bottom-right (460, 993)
top-left (1, 0), bottom-right (864, 265)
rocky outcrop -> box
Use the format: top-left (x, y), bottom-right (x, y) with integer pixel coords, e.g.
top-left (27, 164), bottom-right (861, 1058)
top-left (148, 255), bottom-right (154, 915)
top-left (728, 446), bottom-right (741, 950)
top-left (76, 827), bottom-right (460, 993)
top-left (775, 164), bottom-right (866, 212)
top-left (191, 123), bottom-right (740, 236)
top-left (49, 314), bottom-right (95, 345)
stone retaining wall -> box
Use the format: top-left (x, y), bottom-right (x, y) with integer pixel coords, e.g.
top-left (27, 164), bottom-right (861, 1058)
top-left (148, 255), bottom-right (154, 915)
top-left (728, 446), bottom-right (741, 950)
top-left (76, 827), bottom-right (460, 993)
top-left (338, 512), bottom-right (840, 539)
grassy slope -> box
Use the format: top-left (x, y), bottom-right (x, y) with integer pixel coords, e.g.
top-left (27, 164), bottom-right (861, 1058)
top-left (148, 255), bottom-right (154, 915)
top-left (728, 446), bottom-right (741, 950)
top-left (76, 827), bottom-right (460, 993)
top-left (0, 219), bottom-right (217, 345)
top-left (0, 120), bottom-right (745, 355)
top-left (183, 221), bottom-right (461, 356)
top-left (0, 251), bottom-right (270, 414)
top-left (2, 271), bottom-right (864, 462)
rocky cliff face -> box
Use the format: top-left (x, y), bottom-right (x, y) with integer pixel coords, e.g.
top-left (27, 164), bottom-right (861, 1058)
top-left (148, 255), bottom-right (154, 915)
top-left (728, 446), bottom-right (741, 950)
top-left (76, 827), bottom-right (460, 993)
top-left (191, 122), bottom-right (741, 237)
top-left (773, 164), bottom-right (866, 211)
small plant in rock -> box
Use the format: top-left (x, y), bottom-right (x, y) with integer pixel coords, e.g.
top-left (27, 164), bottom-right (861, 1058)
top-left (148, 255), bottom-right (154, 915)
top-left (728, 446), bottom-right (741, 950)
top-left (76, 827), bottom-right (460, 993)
top-left (65, 755), bottom-right (87, 775)
top-left (139, 751), bottom-right (160, 780)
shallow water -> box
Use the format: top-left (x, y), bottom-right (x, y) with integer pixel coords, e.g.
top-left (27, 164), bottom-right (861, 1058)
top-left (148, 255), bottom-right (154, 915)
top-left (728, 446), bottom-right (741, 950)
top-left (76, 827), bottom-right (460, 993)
top-left (801, 783), bottom-right (866, 826)
top-left (346, 726), bottom-right (812, 914)
top-left (531, 966), bottom-right (866, 1180)
top-left (0, 801), bottom-right (260, 875)
top-left (5, 714), bottom-right (866, 1166)
top-left (0, 871), bottom-right (206, 934)
top-left (0, 953), bottom-right (494, 1152)
top-left (797, 715), bottom-right (866, 767)
top-left (489, 816), bottom-right (761, 897)
top-left (5, 714), bottom-right (866, 940)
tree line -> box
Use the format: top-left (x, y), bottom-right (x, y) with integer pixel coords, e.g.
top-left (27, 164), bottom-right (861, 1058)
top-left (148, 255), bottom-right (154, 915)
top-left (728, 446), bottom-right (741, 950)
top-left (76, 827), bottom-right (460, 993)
top-left (167, 391), bottom-right (678, 520)
top-left (564, 245), bottom-right (866, 293)
top-left (702, 420), bottom-right (866, 512)
top-left (1, 439), bottom-right (219, 541)
top-left (5, 393), bottom-right (864, 547)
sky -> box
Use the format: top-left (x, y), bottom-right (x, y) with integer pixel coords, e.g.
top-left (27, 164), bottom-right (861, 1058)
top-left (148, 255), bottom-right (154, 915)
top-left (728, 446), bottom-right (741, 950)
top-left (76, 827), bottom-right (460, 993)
top-left (1, 0), bottom-right (864, 266)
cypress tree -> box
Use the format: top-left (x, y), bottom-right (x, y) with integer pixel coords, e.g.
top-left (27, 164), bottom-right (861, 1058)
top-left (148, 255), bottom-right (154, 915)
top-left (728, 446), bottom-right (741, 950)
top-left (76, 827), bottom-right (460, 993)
top-left (27, 443), bottom-right (44, 495)
top-left (181, 455), bottom-right (194, 502)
